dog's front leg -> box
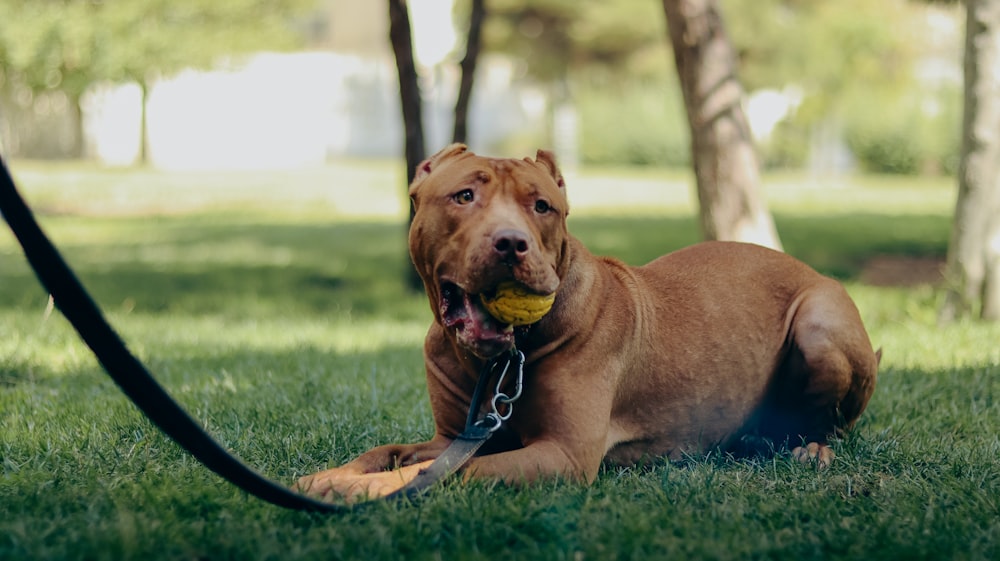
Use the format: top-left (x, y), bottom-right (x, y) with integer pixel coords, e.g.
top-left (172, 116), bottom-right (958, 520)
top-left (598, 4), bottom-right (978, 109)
top-left (294, 437), bottom-right (450, 501)
top-left (461, 438), bottom-right (603, 485)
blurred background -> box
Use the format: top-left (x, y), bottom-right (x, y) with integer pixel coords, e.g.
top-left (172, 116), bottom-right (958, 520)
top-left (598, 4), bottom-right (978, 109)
top-left (0, 0), bottom-right (961, 176)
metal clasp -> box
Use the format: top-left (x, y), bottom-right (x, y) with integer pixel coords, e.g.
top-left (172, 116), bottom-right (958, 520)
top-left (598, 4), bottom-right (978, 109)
top-left (477, 349), bottom-right (525, 432)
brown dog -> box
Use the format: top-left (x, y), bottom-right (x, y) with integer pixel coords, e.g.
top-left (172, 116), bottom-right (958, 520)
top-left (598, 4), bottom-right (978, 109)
top-left (296, 144), bottom-right (879, 501)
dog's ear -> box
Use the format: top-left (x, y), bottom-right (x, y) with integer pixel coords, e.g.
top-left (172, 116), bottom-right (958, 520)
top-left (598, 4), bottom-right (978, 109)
top-left (533, 149), bottom-right (569, 215)
top-left (533, 149), bottom-right (566, 190)
top-left (409, 144), bottom-right (469, 214)
top-left (411, 143), bottom-right (468, 187)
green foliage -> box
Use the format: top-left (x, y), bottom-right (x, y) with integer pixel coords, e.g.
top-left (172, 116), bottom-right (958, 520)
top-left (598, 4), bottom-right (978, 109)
top-left (3, 163), bottom-right (997, 559)
top-left (0, 0), bottom-right (311, 96)
top-left (481, 0), bottom-right (682, 166)
top-left (577, 79), bottom-right (690, 167)
top-left (481, 0), bottom-right (961, 174)
top-left (724, 0), bottom-right (918, 114)
top-left (757, 118), bottom-right (811, 170)
top-left (98, 0), bottom-right (312, 84)
top-left (722, 0), bottom-right (965, 175)
top-left (842, 85), bottom-right (962, 175)
top-left (482, 0), bottom-right (667, 82)
top-left (0, 1), bottom-right (102, 96)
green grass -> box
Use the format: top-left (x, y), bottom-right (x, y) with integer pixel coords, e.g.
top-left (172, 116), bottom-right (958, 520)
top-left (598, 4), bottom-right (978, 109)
top-left (2, 162), bottom-right (998, 560)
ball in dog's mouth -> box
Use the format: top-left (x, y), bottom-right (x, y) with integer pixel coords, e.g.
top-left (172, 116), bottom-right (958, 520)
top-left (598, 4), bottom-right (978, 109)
top-left (439, 282), bottom-right (514, 358)
top-left (479, 281), bottom-right (555, 326)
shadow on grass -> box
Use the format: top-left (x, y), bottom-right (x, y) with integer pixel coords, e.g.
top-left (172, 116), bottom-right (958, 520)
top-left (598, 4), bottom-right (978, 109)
top-left (0, 358), bottom-right (36, 387)
top-left (1, 218), bottom-right (420, 319)
top-left (569, 212), bottom-right (950, 279)
top-left (1, 211), bottom-right (950, 318)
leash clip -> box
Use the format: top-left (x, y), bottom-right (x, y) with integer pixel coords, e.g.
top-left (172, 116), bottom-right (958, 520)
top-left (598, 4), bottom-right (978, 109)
top-left (475, 349), bottom-right (525, 433)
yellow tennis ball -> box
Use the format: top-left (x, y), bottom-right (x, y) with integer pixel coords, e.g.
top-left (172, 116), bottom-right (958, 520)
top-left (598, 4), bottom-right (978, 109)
top-left (480, 281), bottom-right (555, 326)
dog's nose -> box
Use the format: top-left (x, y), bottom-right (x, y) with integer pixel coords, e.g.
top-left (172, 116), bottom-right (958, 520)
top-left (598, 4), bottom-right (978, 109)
top-left (492, 229), bottom-right (530, 263)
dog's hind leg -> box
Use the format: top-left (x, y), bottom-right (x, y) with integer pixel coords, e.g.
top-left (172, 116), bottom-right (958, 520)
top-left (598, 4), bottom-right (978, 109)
top-left (764, 281), bottom-right (879, 468)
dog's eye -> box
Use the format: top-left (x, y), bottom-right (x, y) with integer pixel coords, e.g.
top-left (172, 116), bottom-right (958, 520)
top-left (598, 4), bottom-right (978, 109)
top-left (534, 200), bottom-right (551, 214)
top-left (453, 189), bottom-right (475, 205)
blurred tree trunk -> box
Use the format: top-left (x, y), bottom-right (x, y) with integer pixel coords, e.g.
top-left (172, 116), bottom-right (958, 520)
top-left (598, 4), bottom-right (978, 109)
top-left (388, 0), bottom-right (427, 290)
top-left (941, 0), bottom-right (1000, 322)
top-left (453, 0), bottom-right (486, 144)
top-left (388, 0), bottom-right (426, 185)
top-left (138, 80), bottom-right (149, 165)
top-left (67, 93), bottom-right (86, 159)
top-left (390, 0), bottom-right (487, 290)
top-left (661, 0), bottom-right (782, 251)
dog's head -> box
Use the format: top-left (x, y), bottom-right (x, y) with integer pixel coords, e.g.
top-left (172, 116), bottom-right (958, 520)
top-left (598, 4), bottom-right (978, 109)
top-left (408, 144), bottom-right (571, 358)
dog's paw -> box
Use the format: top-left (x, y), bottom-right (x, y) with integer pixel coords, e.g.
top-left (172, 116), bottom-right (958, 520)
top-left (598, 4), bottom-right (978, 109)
top-left (791, 442), bottom-right (835, 470)
top-left (293, 460), bottom-right (435, 504)
top-left (292, 468), bottom-right (350, 501)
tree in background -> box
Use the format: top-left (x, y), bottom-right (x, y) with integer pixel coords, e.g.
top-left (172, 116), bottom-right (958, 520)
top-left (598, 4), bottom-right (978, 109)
top-left (99, 1), bottom-right (310, 163)
top-left (483, 0), bottom-right (955, 174)
top-left (941, 0), bottom-right (1000, 322)
top-left (0, 2), bottom-right (105, 157)
top-left (662, 0), bottom-right (781, 250)
top-left (387, 0), bottom-right (426, 186)
top-left (387, 0), bottom-right (426, 290)
top-left (727, 0), bottom-right (954, 175)
top-left (388, 0), bottom-right (487, 289)
top-left (481, 0), bottom-right (780, 249)
top-left (483, 0), bottom-right (666, 86)
top-left (0, 0), bottom-right (310, 160)
top-left (453, 0), bottom-right (486, 144)
top-left (484, 0), bottom-right (675, 164)
top-left (388, 0), bottom-right (489, 181)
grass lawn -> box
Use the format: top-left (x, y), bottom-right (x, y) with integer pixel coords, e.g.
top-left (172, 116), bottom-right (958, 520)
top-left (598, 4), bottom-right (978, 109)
top-left (1, 161), bottom-right (998, 560)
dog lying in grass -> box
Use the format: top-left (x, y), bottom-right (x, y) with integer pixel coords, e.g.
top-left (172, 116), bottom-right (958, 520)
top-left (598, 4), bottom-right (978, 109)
top-left (296, 144), bottom-right (879, 502)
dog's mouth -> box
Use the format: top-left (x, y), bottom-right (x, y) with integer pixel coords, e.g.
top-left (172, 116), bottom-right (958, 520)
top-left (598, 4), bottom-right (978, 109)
top-left (439, 282), bottom-right (514, 358)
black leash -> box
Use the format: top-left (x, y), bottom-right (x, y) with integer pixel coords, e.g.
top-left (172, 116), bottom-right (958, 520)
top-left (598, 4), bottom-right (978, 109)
top-left (389, 348), bottom-right (524, 500)
top-left (0, 155), bottom-right (515, 511)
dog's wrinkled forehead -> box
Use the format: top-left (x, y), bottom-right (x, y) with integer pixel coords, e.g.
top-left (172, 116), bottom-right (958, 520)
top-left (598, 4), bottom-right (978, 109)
top-left (409, 143), bottom-right (566, 205)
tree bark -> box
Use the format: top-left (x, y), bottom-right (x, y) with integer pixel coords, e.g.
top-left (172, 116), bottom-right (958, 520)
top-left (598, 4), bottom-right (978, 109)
top-left (453, 0), bottom-right (486, 144)
top-left (941, 0), bottom-right (1000, 322)
top-left (388, 0), bottom-right (427, 290)
top-left (661, 0), bottom-right (782, 251)
top-left (388, 0), bottom-right (426, 185)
